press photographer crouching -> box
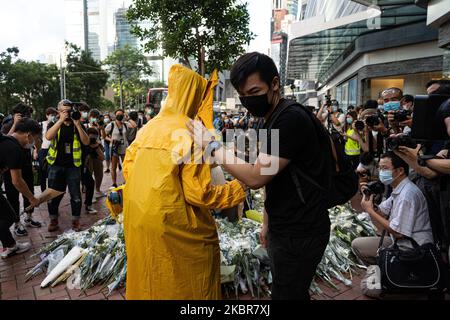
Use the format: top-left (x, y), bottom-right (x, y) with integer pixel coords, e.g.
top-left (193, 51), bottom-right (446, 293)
top-left (352, 152), bottom-right (434, 265)
top-left (45, 99), bottom-right (90, 232)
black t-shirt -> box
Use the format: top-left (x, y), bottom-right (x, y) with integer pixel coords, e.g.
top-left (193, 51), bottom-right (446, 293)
top-left (262, 100), bottom-right (331, 237)
top-left (0, 136), bottom-right (23, 173)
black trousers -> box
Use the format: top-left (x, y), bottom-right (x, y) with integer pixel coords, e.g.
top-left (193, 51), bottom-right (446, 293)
top-left (267, 231), bottom-right (330, 300)
top-left (0, 193), bottom-right (16, 248)
top-left (82, 167), bottom-right (95, 207)
top-left (2, 167), bottom-right (34, 222)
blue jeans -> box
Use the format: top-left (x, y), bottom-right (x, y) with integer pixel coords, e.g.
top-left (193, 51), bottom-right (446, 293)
top-left (47, 165), bottom-right (82, 220)
top-left (104, 140), bottom-right (111, 161)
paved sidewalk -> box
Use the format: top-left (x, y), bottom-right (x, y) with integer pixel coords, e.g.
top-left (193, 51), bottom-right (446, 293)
top-left (0, 170), bottom-right (447, 300)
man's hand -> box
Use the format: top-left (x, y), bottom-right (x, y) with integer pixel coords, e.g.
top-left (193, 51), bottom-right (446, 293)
top-left (259, 223), bottom-right (268, 248)
top-left (33, 148), bottom-right (39, 161)
top-left (186, 119), bottom-right (214, 149)
top-left (58, 110), bottom-right (69, 123)
top-left (361, 194), bottom-right (374, 212)
top-left (13, 113), bottom-right (22, 125)
top-left (394, 144), bottom-right (421, 167)
top-left (437, 149), bottom-right (448, 159)
top-left (29, 196), bottom-right (40, 209)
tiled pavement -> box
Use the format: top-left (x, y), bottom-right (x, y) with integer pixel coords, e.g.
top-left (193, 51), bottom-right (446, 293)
top-left (0, 169), bottom-right (448, 300)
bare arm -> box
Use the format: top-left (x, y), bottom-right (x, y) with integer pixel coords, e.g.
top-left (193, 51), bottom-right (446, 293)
top-left (74, 121), bottom-right (89, 146)
top-left (426, 158), bottom-right (450, 175)
top-left (10, 169), bottom-right (36, 203)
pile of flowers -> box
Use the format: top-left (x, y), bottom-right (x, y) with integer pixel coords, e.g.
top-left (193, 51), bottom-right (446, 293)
top-left (27, 202), bottom-right (375, 298)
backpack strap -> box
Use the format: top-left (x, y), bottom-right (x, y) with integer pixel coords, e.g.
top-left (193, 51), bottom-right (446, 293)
top-left (264, 99), bottom-right (330, 204)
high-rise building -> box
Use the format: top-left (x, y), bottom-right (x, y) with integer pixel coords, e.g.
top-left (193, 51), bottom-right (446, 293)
top-left (114, 7), bottom-right (138, 49)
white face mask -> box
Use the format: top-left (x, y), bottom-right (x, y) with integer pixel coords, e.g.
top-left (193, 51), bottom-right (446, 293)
top-left (372, 130), bottom-right (378, 137)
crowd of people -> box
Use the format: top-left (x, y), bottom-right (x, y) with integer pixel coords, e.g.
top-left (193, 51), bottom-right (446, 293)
top-left (1, 51), bottom-right (450, 300)
top-left (0, 100), bottom-right (154, 258)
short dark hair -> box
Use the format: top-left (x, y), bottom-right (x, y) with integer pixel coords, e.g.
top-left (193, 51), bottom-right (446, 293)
top-left (78, 102), bottom-right (90, 112)
top-left (230, 52), bottom-right (279, 91)
top-left (45, 107), bottom-right (58, 116)
top-left (12, 103), bottom-right (33, 117)
top-left (434, 79), bottom-right (450, 95)
top-left (380, 151), bottom-right (409, 175)
top-left (347, 105), bottom-right (355, 110)
top-left (115, 109), bottom-right (124, 115)
top-left (87, 127), bottom-right (99, 136)
top-left (89, 109), bottom-right (100, 118)
top-left (402, 94), bottom-right (414, 103)
top-left (14, 118), bottom-right (42, 135)
top-left (129, 111), bottom-right (138, 121)
top-left (364, 100), bottom-right (378, 110)
top-left (360, 152), bottom-right (374, 166)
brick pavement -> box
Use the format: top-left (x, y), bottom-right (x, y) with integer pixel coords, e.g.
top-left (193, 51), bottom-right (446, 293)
top-left (0, 167), bottom-right (448, 300)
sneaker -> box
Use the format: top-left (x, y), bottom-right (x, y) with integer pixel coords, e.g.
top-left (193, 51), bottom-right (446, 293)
top-left (92, 198), bottom-right (97, 204)
top-left (0, 242), bottom-right (31, 259)
top-left (104, 169), bottom-right (110, 173)
top-left (14, 224), bottom-right (28, 237)
top-left (86, 206), bottom-right (98, 214)
top-left (112, 184), bottom-right (118, 188)
top-left (72, 220), bottom-right (81, 232)
top-left (95, 190), bottom-right (106, 198)
top-left (24, 218), bottom-right (42, 228)
top-left (47, 219), bottom-right (59, 232)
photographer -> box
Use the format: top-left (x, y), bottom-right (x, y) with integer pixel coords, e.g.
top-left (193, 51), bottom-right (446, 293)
top-left (0, 118), bottom-right (41, 258)
top-left (318, 99), bottom-right (346, 133)
top-left (360, 108), bottom-right (390, 158)
top-left (105, 109), bottom-right (130, 188)
top-left (45, 99), bottom-right (90, 232)
top-left (352, 152), bottom-right (434, 265)
top-left (86, 109), bottom-right (105, 198)
top-left (344, 111), bottom-right (368, 169)
top-left (2, 103), bottom-right (41, 236)
top-left (82, 127), bottom-right (104, 214)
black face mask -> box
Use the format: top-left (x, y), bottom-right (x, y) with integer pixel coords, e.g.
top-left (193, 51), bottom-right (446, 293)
top-left (239, 93), bottom-right (272, 118)
top-left (116, 114), bottom-right (124, 121)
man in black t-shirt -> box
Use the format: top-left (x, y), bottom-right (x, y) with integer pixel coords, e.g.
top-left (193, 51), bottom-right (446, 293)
top-left (0, 119), bottom-right (41, 258)
top-left (187, 52), bottom-right (330, 300)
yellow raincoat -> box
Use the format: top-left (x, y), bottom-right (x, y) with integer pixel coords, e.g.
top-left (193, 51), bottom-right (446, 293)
top-left (123, 65), bottom-right (246, 300)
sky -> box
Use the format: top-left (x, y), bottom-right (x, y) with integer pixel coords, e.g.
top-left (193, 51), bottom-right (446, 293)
top-left (0, 0), bottom-right (271, 62)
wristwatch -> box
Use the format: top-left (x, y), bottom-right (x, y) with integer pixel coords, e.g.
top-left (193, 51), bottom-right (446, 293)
top-left (206, 140), bottom-right (222, 157)
top-left (418, 154), bottom-right (436, 167)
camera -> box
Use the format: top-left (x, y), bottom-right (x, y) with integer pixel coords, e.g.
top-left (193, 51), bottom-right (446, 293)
top-left (355, 120), bottom-right (365, 131)
top-left (70, 105), bottom-right (82, 121)
top-left (362, 181), bottom-right (385, 205)
top-left (363, 181), bottom-right (385, 197)
top-left (365, 114), bottom-right (381, 127)
top-left (386, 134), bottom-right (417, 150)
top-left (393, 110), bottom-right (411, 122)
top-left (325, 95), bottom-right (332, 106)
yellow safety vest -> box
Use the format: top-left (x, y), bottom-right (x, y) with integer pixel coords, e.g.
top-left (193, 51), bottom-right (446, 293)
top-left (345, 128), bottom-right (361, 156)
top-left (46, 127), bottom-right (82, 167)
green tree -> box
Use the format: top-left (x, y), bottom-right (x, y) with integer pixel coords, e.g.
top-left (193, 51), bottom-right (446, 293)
top-left (0, 47), bottom-right (60, 118)
top-left (103, 45), bottom-right (152, 108)
top-left (65, 42), bottom-right (108, 108)
top-left (127, 0), bottom-right (254, 76)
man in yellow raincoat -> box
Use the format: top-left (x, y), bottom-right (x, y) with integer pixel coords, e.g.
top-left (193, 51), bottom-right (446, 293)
top-left (122, 64), bottom-right (246, 300)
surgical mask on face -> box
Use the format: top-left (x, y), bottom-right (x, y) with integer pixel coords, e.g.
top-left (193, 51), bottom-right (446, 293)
top-left (372, 130), bottom-right (378, 137)
top-left (49, 115), bottom-right (56, 122)
top-left (90, 118), bottom-right (97, 124)
top-left (332, 106), bottom-right (338, 113)
top-left (104, 118), bottom-right (110, 124)
top-left (379, 169), bottom-right (394, 185)
top-left (346, 118), bottom-right (353, 124)
top-left (383, 101), bottom-right (401, 112)
top-left (239, 93), bottom-right (273, 118)
top-left (116, 114), bottom-right (124, 122)
top-left (82, 112), bottom-right (89, 119)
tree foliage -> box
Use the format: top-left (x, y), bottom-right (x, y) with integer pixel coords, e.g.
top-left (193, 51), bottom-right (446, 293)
top-left (65, 42), bottom-right (108, 108)
top-left (103, 45), bottom-right (152, 107)
top-left (0, 47), bottom-right (60, 119)
top-left (127, 0), bottom-right (255, 75)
